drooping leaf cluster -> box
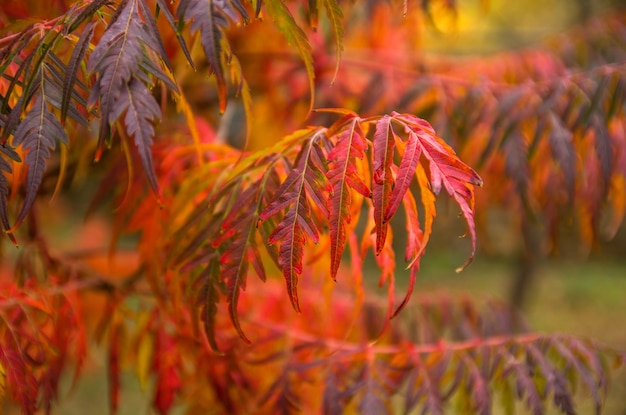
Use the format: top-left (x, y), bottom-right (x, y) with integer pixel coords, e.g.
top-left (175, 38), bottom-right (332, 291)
top-left (169, 110), bottom-right (481, 347)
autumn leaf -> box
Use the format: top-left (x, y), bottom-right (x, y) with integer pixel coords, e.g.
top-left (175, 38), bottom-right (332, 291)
top-left (197, 259), bottom-right (224, 351)
top-left (153, 322), bottom-right (181, 415)
top-left (87, 0), bottom-right (145, 156)
top-left (1, 3), bottom-right (626, 415)
top-left (122, 78), bottom-right (163, 200)
top-left (393, 113), bottom-right (482, 270)
top-left (0, 343), bottom-right (38, 414)
top-left (215, 173), bottom-right (278, 344)
top-left (61, 22), bottom-right (94, 125)
top-left (385, 128), bottom-right (421, 222)
top-left (259, 129), bottom-right (329, 312)
top-left (0, 153), bottom-right (16, 243)
top-left (321, 0), bottom-right (344, 84)
top-left (264, 0), bottom-right (316, 113)
top-left (11, 94), bottom-right (68, 230)
top-left (88, 0), bottom-right (175, 199)
top-left (177, 0), bottom-right (247, 113)
top-left (372, 115), bottom-right (395, 255)
top-left (326, 116), bottom-right (370, 279)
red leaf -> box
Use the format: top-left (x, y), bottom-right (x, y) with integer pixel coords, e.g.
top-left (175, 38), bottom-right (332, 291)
top-left (216, 189), bottom-right (260, 337)
top-left (153, 324), bottom-right (181, 415)
top-left (372, 115), bottom-right (396, 255)
top-left (0, 344), bottom-right (37, 414)
top-left (391, 263), bottom-right (419, 318)
top-left (375, 227), bottom-right (396, 326)
top-left (267, 194), bottom-right (309, 312)
top-left (259, 131), bottom-right (329, 312)
top-left (402, 191), bottom-right (424, 263)
top-left (395, 113), bottom-right (482, 271)
top-left (211, 171), bottom-right (280, 344)
top-left (385, 129), bottom-right (421, 222)
top-left (411, 164), bottom-right (436, 269)
top-left (391, 196), bottom-right (423, 317)
top-left (60, 292), bottom-right (88, 394)
top-left (219, 239), bottom-right (254, 343)
top-left (327, 117), bottom-right (370, 279)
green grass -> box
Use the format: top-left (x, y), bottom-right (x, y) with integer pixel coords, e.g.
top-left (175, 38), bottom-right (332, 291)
top-left (415, 255), bottom-right (626, 344)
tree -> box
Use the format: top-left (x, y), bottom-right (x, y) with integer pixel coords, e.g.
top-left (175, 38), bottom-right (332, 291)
top-left (0, 0), bottom-right (624, 414)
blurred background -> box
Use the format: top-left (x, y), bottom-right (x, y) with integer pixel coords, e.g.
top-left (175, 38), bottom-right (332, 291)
top-left (400, 0), bottom-right (626, 413)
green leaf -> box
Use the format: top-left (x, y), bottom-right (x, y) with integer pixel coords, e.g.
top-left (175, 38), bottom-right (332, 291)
top-left (321, 0), bottom-right (343, 84)
top-left (155, 0), bottom-right (195, 69)
top-left (264, 0), bottom-right (315, 114)
top-left (64, 0), bottom-right (109, 34)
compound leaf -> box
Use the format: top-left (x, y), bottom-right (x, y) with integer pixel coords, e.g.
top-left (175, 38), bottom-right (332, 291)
top-left (177, 0), bottom-right (247, 112)
top-left (264, 0), bottom-right (315, 113)
top-left (11, 94), bottom-right (67, 229)
top-left (123, 78), bottom-right (162, 200)
top-left (61, 22), bottom-right (94, 124)
top-left (394, 113), bottom-right (482, 271)
top-left (385, 128), bottom-right (421, 222)
top-left (259, 130), bottom-right (329, 312)
top-left (372, 115), bottom-right (395, 255)
top-left (326, 117), bottom-right (370, 279)
top-left (321, 0), bottom-right (344, 84)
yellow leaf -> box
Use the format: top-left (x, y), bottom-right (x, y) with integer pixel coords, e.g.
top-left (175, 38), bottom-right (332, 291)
top-left (407, 163), bottom-right (436, 269)
top-left (133, 312), bottom-right (154, 390)
top-left (49, 142), bottom-right (68, 205)
top-left (606, 174), bottom-right (625, 239)
top-left (264, 0), bottom-right (315, 114)
top-left (321, 0), bottom-right (344, 85)
top-left (136, 334), bottom-right (153, 390)
top-left (176, 92), bottom-right (205, 164)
